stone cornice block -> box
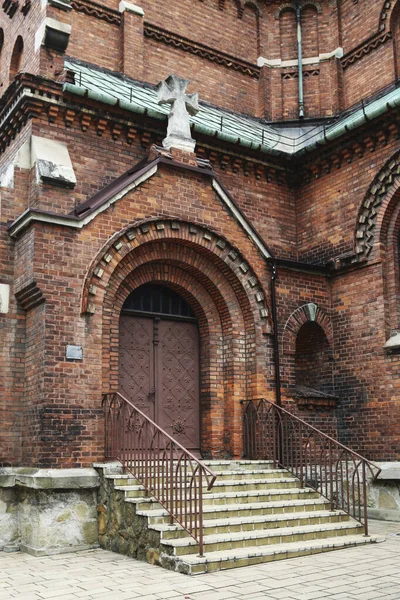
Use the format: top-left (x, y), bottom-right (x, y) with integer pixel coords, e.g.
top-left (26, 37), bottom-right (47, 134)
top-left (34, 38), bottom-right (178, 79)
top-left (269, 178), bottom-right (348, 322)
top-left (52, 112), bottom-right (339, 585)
top-left (119, 1), bottom-right (144, 16)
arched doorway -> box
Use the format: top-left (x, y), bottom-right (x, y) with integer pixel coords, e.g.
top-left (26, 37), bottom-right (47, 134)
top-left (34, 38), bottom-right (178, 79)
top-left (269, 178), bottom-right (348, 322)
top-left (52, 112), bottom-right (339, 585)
top-left (119, 283), bottom-right (200, 453)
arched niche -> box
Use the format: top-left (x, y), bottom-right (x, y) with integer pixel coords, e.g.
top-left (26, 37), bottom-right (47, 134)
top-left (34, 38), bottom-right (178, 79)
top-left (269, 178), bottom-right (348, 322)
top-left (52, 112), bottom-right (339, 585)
top-left (295, 321), bottom-right (334, 396)
top-left (9, 36), bottom-right (23, 82)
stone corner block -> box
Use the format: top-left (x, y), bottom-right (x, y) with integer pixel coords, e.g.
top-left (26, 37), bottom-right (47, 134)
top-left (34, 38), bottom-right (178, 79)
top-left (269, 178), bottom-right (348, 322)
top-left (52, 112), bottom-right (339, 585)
top-left (376, 462), bottom-right (400, 481)
top-left (8, 468), bottom-right (100, 490)
top-left (119, 1), bottom-right (144, 16)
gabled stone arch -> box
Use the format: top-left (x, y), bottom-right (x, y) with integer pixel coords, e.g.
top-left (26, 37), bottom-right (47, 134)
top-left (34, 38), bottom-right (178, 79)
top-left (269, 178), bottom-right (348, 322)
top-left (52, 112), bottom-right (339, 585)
top-left (355, 149), bottom-right (400, 259)
top-left (282, 303), bottom-right (333, 355)
top-left (81, 217), bottom-right (271, 328)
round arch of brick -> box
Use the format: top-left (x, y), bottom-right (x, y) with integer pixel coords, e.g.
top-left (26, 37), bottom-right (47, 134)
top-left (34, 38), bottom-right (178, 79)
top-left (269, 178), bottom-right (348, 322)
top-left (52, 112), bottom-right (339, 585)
top-left (282, 303), bottom-right (334, 355)
top-left (274, 1), bottom-right (322, 18)
top-left (355, 149), bottom-right (400, 259)
top-left (81, 218), bottom-right (270, 323)
top-left (84, 218), bottom-right (272, 458)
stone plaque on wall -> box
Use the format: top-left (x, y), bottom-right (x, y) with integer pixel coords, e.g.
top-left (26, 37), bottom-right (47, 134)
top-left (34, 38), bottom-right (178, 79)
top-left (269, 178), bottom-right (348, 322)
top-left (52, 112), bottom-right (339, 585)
top-left (0, 284), bottom-right (10, 314)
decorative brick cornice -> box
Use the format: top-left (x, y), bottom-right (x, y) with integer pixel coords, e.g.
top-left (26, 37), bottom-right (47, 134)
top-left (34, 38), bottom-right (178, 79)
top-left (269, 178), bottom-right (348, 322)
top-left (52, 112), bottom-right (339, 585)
top-left (281, 68), bottom-right (320, 80)
top-left (341, 31), bottom-right (392, 70)
top-left (70, 0), bottom-right (121, 25)
top-left (143, 23), bottom-right (260, 78)
top-left (355, 150), bottom-right (400, 258)
top-left (300, 117), bottom-right (400, 187)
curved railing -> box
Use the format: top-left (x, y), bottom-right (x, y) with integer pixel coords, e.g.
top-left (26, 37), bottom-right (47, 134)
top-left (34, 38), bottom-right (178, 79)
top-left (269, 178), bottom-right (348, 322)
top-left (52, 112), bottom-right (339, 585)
top-left (241, 398), bottom-right (381, 536)
top-left (103, 392), bottom-right (217, 555)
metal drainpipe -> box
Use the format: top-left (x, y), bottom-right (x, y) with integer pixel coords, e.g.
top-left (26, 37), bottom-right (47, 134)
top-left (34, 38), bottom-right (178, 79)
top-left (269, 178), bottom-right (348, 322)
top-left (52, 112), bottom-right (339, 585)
top-left (296, 2), bottom-right (305, 119)
top-left (269, 260), bottom-right (282, 407)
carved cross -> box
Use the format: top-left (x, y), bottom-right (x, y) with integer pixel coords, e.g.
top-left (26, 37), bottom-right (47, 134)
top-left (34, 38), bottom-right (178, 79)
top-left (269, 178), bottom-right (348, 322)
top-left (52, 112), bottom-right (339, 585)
top-left (156, 74), bottom-right (199, 151)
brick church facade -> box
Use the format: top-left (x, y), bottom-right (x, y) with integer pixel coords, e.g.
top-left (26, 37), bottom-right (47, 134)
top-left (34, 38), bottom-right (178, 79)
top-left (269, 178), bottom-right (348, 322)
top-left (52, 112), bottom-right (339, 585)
top-left (0, 0), bottom-right (400, 556)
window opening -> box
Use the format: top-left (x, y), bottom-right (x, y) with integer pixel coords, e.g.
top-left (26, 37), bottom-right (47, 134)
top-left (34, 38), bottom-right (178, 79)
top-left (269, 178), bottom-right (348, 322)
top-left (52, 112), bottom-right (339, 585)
top-left (122, 284), bottom-right (196, 321)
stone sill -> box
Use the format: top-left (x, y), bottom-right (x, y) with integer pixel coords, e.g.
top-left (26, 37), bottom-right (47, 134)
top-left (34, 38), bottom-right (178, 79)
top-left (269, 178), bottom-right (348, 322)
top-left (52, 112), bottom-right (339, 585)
top-left (0, 467), bottom-right (99, 489)
top-left (375, 462), bottom-right (400, 481)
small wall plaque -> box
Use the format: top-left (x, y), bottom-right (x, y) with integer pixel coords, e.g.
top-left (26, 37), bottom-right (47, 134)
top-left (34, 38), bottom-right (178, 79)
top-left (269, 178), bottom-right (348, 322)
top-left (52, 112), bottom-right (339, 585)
top-left (66, 345), bottom-right (83, 360)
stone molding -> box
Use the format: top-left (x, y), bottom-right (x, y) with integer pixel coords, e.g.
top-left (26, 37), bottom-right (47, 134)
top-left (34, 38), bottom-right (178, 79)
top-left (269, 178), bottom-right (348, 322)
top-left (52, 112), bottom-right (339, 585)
top-left (282, 302), bottom-right (334, 355)
top-left (0, 467), bottom-right (99, 489)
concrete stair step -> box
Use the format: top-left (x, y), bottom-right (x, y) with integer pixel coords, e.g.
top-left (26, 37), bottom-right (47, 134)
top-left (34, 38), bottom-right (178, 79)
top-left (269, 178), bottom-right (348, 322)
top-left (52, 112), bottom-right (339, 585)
top-left (115, 478), bottom-right (300, 498)
top-left (163, 534), bottom-right (379, 575)
top-left (154, 510), bottom-right (350, 539)
top-left (163, 521), bottom-right (365, 555)
top-left (107, 468), bottom-right (291, 486)
top-left (122, 485), bottom-right (320, 505)
top-left (142, 498), bottom-right (333, 524)
top-left (202, 460), bottom-right (276, 471)
top-left (202, 487), bottom-right (320, 505)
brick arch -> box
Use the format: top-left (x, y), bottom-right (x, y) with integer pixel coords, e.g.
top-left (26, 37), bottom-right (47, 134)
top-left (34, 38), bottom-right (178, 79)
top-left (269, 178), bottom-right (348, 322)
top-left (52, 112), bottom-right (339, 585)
top-left (81, 218), bottom-right (271, 327)
top-left (355, 149), bottom-right (400, 259)
top-left (104, 261), bottom-right (234, 457)
top-left (275, 1), bottom-right (322, 19)
top-left (243, 2), bottom-right (261, 56)
top-left (9, 35), bottom-right (23, 82)
top-left (282, 303), bottom-right (334, 355)
top-left (380, 188), bottom-right (400, 331)
top-left (85, 219), bottom-right (272, 458)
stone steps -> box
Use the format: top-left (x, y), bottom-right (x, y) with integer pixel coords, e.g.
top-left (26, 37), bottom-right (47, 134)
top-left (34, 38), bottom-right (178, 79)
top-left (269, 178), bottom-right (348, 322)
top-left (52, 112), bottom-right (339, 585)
top-left (141, 498), bottom-right (334, 524)
top-left (115, 477), bottom-right (300, 497)
top-left (163, 534), bottom-right (377, 575)
top-left (153, 510), bottom-right (351, 539)
top-left (96, 460), bottom-right (378, 575)
top-left (162, 521), bottom-right (364, 555)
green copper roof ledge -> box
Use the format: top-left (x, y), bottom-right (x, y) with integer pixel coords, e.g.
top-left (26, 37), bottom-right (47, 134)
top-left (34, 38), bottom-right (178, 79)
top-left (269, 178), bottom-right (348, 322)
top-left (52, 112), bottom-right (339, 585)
top-left (64, 59), bottom-right (400, 158)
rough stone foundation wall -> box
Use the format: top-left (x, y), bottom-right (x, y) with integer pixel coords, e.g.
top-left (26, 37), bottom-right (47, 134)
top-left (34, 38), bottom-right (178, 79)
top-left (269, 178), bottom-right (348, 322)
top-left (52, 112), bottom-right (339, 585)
top-left (0, 468), bottom-right (99, 555)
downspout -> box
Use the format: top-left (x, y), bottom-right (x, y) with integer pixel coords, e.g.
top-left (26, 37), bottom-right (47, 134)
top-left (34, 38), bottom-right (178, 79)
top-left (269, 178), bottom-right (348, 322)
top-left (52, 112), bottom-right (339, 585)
top-left (296, 2), bottom-right (305, 119)
top-left (269, 260), bottom-right (282, 407)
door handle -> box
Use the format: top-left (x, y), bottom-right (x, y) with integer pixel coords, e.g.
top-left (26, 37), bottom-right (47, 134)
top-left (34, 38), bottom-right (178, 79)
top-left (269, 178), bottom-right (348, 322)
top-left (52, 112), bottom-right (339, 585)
top-left (149, 387), bottom-right (155, 403)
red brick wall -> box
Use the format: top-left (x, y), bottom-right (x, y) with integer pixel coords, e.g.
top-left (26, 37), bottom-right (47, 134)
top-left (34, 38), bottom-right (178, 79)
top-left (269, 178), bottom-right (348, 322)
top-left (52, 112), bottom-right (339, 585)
top-left (297, 136), bottom-right (400, 265)
top-left (332, 263), bottom-right (400, 460)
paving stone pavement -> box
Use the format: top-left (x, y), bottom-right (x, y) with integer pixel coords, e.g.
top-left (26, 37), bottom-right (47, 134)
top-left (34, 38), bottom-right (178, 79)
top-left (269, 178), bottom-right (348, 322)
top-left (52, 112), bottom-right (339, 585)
top-left (0, 521), bottom-right (399, 600)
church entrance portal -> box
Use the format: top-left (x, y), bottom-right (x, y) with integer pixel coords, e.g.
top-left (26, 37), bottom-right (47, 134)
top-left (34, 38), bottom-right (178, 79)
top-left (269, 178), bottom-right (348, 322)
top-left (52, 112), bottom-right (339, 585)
top-left (118, 284), bottom-right (200, 453)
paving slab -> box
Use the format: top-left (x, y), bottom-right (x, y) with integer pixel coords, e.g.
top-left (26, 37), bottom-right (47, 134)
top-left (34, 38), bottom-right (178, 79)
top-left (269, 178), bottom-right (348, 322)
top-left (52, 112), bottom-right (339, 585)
top-left (0, 520), bottom-right (399, 600)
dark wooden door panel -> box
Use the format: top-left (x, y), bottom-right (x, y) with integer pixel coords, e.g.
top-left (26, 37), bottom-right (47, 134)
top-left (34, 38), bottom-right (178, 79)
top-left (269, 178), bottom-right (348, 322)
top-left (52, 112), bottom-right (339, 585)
top-left (157, 320), bottom-right (200, 450)
top-left (119, 315), bottom-right (154, 419)
top-left (119, 314), bottom-right (200, 452)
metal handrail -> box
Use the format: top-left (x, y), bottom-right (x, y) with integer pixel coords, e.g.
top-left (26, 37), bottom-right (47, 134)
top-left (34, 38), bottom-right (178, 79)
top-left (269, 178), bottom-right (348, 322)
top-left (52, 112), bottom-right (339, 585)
top-left (241, 398), bottom-right (382, 536)
top-left (102, 392), bottom-right (217, 555)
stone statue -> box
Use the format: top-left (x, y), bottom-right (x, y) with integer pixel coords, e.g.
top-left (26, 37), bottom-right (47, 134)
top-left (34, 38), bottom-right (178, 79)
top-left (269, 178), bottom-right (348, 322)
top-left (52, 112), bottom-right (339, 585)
top-left (156, 74), bottom-right (199, 152)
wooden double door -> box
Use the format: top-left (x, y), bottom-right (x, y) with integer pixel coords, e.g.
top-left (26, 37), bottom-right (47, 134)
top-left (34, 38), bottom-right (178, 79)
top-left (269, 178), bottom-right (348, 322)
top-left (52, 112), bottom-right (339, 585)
top-left (119, 315), bottom-right (200, 452)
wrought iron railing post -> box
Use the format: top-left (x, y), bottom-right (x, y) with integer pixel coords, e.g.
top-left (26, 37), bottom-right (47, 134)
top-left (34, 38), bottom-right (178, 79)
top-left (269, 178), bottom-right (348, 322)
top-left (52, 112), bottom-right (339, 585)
top-left (362, 461), bottom-right (369, 537)
top-left (199, 468), bottom-right (204, 556)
